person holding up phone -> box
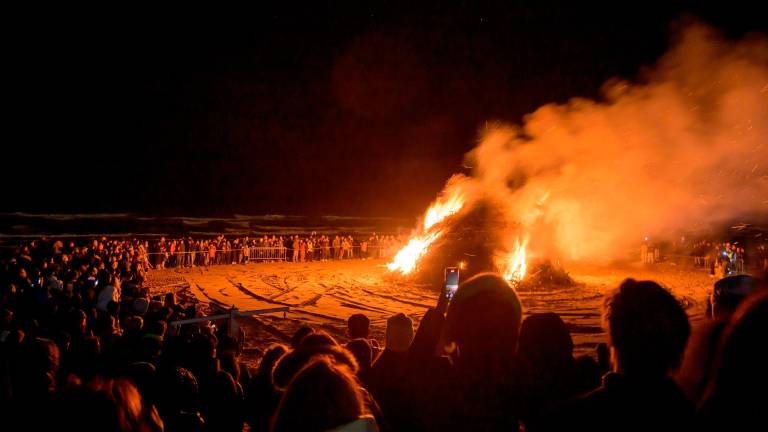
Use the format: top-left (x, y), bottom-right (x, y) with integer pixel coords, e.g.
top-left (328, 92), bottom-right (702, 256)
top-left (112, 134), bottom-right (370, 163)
top-left (405, 272), bottom-right (525, 430)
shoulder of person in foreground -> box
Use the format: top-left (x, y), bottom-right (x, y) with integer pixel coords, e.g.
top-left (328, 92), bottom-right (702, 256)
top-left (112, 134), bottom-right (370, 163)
top-left (326, 415), bottom-right (379, 432)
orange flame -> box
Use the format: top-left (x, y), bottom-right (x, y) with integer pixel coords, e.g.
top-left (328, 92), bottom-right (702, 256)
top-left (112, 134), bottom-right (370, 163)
top-left (423, 193), bottom-right (465, 231)
top-left (387, 190), bottom-right (466, 274)
top-left (502, 237), bottom-right (528, 282)
top-left (386, 231), bottom-right (441, 274)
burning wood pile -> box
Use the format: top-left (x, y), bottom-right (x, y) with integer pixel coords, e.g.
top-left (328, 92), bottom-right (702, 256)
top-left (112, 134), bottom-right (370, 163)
top-left (386, 178), bottom-right (531, 288)
top-left (515, 260), bottom-right (577, 291)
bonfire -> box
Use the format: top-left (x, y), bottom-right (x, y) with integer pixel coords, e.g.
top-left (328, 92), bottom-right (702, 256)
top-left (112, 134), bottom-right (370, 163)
top-left (387, 186), bottom-right (532, 287)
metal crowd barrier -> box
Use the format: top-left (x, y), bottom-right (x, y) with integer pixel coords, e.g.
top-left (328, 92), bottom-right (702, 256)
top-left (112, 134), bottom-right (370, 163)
top-left (170, 306), bottom-right (290, 346)
top-left (248, 246), bottom-right (287, 261)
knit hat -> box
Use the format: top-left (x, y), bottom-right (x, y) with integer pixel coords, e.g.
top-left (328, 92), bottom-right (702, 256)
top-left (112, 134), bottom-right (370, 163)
top-left (385, 313), bottom-right (414, 353)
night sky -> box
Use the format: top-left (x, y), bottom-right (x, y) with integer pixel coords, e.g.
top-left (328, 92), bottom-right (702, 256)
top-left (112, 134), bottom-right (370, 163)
top-left (5, 2), bottom-right (766, 218)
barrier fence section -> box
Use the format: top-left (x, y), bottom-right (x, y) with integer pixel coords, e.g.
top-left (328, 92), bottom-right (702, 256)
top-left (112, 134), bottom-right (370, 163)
top-left (170, 306), bottom-right (290, 327)
top-left (247, 246), bottom-right (287, 261)
top-left (170, 306), bottom-right (290, 350)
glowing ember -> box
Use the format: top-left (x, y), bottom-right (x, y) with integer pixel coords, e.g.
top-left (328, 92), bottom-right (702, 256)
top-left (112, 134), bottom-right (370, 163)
top-left (502, 237), bottom-right (528, 282)
top-left (387, 189), bottom-right (466, 274)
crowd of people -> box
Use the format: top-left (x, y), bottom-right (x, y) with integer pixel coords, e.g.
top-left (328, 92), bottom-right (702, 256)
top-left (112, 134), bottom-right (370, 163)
top-left (147, 234), bottom-right (403, 269)
top-left (645, 237), bottom-right (767, 275)
top-left (710, 242), bottom-right (747, 277)
top-left (1, 235), bottom-right (767, 431)
top-left (687, 241), bottom-right (753, 277)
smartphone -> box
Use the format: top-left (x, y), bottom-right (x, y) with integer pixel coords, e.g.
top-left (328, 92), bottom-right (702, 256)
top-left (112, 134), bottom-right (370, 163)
top-left (444, 267), bottom-right (460, 300)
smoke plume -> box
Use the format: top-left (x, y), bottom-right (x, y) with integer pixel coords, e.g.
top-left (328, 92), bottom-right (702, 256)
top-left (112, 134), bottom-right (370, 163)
top-left (454, 22), bottom-right (767, 263)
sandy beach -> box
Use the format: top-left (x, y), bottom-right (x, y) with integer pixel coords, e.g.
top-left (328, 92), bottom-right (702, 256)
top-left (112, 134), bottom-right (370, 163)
top-left (146, 258), bottom-right (715, 363)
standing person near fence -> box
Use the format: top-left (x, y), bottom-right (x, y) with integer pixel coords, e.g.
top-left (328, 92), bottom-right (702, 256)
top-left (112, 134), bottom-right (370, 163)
top-left (307, 238), bottom-right (315, 262)
top-left (168, 240), bottom-right (174, 267)
top-left (198, 241), bottom-right (206, 266)
top-left (708, 245), bottom-right (718, 276)
top-left (292, 236), bottom-right (300, 263)
top-left (188, 238), bottom-right (196, 267)
top-left (208, 242), bottom-right (216, 269)
top-left (154, 239), bottom-right (165, 269)
top-left (341, 237), bottom-right (350, 259)
top-left (322, 236), bottom-right (330, 261)
top-left (333, 235), bottom-right (341, 260)
top-left (370, 234), bottom-right (379, 258)
top-left (177, 239), bottom-right (186, 268)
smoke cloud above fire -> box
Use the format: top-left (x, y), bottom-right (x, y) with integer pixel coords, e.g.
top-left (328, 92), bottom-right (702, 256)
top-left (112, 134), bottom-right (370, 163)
top-left (450, 22), bottom-right (767, 263)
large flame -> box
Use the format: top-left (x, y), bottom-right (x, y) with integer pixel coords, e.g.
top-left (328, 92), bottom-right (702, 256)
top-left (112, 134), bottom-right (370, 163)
top-left (423, 193), bottom-right (465, 231)
top-left (387, 188), bottom-right (466, 274)
top-left (502, 237), bottom-right (528, 282)
top-left (386, 231), bottom-right (441, 274)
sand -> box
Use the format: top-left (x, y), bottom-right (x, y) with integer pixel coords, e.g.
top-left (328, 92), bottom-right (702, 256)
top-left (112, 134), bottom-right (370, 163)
top-left (146, 258), bottom-right (714, 364)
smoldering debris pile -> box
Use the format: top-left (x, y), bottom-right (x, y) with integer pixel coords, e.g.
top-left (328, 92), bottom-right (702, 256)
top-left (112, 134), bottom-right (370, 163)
top-left (516, 260), bottom-right (577, 291)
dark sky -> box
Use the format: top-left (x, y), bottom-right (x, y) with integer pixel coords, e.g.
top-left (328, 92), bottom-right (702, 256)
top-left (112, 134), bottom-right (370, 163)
top-left (5, 2), bottom-right (767, 218)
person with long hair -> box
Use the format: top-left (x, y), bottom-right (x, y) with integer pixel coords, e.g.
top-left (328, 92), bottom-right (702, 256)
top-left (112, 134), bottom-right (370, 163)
top-left (271, 357), bottom-right (377, 432)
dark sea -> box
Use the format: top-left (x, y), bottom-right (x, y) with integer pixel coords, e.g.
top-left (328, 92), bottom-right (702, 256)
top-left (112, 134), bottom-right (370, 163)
top-left (0, 213), bottom-right (413, 245)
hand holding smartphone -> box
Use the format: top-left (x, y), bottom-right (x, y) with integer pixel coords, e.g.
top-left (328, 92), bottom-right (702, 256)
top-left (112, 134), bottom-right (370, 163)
top-left (444, 266), bottom-right (459, 300)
